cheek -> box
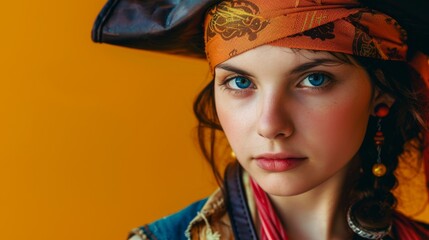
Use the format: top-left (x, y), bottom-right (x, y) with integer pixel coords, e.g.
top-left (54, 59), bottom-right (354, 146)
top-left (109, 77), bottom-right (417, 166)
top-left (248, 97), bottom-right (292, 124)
top-left (305, 90), bottom-right (372, 163)
top-left (216, 101), bottom-right (246, 148)
top-left (215, 91), bottom-right (256, 154)
top-left (215, 92), bottom-right (237, 147)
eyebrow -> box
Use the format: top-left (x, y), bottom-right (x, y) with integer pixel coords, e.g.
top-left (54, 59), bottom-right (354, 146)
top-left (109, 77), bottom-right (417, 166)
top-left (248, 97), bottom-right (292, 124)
top-left (289, 58), bottom-right (345, 75)
top-left (216, 58), bottom-right (345, 76)
top-left (216, 64), bottom-right (255, 77)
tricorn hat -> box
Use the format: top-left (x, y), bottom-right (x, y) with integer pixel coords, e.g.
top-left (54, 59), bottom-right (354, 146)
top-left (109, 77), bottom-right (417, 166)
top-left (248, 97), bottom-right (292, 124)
top-left (92, 0), bottom-right (429, 58)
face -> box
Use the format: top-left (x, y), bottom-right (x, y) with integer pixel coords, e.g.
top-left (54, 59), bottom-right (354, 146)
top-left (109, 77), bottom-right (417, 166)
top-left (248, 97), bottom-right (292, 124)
top-left (214, 45), bottom-right (375, 196)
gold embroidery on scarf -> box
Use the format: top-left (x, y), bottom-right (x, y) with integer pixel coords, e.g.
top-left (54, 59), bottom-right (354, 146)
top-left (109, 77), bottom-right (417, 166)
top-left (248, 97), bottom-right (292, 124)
top-left (316, 13), bottom-right (327, 25)
top-left (301, 11), bottom-right (328, 31)
top-left (309, 11), bottom-right (318, 28)
top-left (206, 0), bottom-right (269, 41)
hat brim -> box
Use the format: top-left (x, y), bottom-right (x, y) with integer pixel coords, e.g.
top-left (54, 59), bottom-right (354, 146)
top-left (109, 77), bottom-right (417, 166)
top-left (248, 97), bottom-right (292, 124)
top-left (91, 0), bottom-right (221, 58)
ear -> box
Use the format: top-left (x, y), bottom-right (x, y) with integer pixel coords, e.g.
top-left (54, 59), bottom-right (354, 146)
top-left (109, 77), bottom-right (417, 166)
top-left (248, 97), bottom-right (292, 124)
top-left (370, 88), bottom-right (395, 117)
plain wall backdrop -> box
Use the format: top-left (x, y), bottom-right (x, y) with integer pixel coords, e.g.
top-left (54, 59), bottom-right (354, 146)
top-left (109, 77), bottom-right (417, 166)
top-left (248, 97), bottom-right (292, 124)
top-left (0, 1), bottom-right (216, 239)
top-left (0, 1), bottom-right (427, 240)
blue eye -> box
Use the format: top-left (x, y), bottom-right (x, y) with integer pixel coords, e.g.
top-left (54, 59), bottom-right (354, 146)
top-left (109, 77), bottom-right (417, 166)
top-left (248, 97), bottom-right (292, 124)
top-left (227, 76), bottom-right (253, 89)
top-left (302, 73), bottom-right (327, 87)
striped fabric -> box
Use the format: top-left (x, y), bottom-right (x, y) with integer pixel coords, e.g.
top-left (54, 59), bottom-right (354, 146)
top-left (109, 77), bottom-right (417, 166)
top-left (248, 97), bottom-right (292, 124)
top-left (250, 178), bottom-right (288, 240)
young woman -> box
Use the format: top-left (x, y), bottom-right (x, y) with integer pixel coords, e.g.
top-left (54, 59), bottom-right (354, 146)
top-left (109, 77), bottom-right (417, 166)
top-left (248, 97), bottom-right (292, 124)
top-left (93, 0), bottom-right (429, 239)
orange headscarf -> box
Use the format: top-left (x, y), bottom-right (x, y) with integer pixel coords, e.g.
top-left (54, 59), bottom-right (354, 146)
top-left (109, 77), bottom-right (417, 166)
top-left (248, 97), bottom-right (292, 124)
top-left (204, 0), bottom-right (407, 71)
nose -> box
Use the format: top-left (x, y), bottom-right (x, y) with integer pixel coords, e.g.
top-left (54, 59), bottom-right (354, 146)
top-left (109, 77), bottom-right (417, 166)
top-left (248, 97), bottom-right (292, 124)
top-left (257, 93), bottom-right (294, 140)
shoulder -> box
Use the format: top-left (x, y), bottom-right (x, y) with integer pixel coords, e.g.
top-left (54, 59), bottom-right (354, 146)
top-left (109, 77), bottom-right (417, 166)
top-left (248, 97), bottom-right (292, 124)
top-left (127, 198), bottom-right (208, 240)
top-left (127, 189), bottom-right (230, 240)
top-left (392, 212), bottom-right (429, 239)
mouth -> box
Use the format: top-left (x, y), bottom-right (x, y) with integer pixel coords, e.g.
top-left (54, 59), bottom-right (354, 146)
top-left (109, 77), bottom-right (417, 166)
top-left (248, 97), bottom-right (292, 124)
top-left (254, 153), bottom-right (307, 172)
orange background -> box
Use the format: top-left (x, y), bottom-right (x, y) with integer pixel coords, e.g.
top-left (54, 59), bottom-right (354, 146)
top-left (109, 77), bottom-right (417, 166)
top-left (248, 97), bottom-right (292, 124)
top-left (0, 1), bottom-right (427, 240)
top-left (0, 1), bottom-right (216, 239)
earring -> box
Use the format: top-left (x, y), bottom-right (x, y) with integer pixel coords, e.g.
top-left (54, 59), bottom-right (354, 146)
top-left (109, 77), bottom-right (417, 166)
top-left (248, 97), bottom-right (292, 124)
top-left (372, 103), bottom-right (389, 177)
top-left (347, 203), bottom-right (391, 239)
top-left (346, 103), bottom-right (392, 239)
top-left (231, 151), bottom-right (236, 159)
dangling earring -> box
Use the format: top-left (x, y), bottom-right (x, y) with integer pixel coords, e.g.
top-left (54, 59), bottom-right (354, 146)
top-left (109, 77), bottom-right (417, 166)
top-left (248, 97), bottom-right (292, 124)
top-left (231, 151), bottom-right (236, 159)
top-left (372, 103), bottom-right (389, 177)
top-left (346, 103), bottom-right (392, 239)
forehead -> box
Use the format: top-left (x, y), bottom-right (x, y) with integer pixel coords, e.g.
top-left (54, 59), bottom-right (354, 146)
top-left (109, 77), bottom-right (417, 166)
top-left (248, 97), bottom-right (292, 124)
top-left (214, 45), bottom-right (356, 71)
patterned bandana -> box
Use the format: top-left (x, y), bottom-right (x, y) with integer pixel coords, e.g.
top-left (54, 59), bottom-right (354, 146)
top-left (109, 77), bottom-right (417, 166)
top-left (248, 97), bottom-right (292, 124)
top-left (204, 0), bottom-right (407, 71)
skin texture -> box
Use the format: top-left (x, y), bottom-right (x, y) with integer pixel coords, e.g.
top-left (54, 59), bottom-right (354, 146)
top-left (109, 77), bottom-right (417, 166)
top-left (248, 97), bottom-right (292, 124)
top-left (214, 45), bottom-right (393, 239)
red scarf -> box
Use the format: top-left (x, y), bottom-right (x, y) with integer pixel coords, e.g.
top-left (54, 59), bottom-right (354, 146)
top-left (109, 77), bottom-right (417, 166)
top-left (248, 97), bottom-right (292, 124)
top-left (250, 177), bottom-right (288, 240)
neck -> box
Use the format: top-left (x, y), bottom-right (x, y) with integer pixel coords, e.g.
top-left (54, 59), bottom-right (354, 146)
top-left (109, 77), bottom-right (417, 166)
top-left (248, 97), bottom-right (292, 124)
top-left (268, 158), bottom-right (359, 240)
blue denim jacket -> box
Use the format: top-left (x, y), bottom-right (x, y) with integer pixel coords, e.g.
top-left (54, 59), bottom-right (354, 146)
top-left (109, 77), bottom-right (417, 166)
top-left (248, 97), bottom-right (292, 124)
top-left (129, 199), bottom-right (208, 240)
top-left (128, 163), bottom-right (257, 240)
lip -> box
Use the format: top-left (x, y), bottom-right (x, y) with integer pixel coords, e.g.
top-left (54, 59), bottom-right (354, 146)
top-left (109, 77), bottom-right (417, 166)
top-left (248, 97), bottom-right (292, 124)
top-left (254, 153), bottom-right (307, 172)
top-left (254, 153), bottom-right (306, 159)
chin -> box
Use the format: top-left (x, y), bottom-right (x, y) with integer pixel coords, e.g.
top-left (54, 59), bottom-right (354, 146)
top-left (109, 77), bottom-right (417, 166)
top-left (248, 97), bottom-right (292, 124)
top-left (252, 173), bottom-right (317, 197)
